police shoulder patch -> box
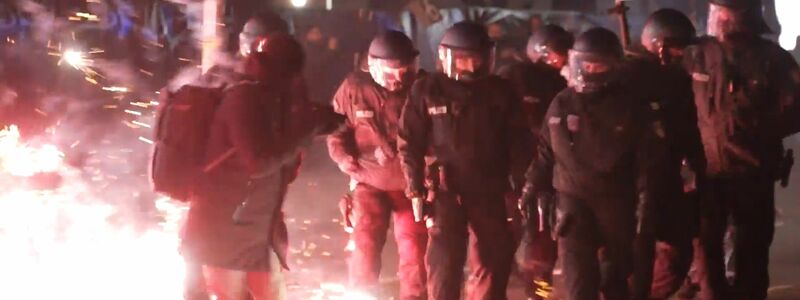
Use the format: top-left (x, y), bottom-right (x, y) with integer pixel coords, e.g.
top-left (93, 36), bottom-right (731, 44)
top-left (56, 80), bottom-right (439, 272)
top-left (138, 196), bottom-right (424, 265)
top-left (427, 106), bottom-right (448, 115)
top-left (355, 110), bottom-right (374, 118)
top-left (650, 102), bottom-right (661, 111)
top-left (692, 72), bottom-right (710, 82)
top-left (523, 96), bottom-right (541, 104)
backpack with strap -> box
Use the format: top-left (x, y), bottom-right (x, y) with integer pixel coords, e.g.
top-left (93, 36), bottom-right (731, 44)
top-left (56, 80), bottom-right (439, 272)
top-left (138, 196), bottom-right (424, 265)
top-left (150, 84), bottom-right (225, 201)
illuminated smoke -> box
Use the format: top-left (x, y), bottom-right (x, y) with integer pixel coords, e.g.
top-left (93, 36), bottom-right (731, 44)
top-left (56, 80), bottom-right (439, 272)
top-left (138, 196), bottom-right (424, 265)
top-left (16, 0), bottom-right (62, 43)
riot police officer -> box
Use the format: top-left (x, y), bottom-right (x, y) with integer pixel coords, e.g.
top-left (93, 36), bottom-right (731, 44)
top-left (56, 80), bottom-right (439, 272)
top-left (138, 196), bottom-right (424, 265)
top-left (684, 0), bottom-right (800, 299)
top-left (496, 24), bottom-right (574, 300)
top-left (627, 9), bottom-right (706, 300)
top-left (520, 27), bottom-right (665, 300)
top-left (398, 21), bottom-right (531, 300)
top-left (327, 30), bottom-right (428, 299)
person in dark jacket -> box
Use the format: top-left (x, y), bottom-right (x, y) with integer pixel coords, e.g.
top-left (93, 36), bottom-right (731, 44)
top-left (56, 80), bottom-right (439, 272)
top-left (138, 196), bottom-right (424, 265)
top-left (683, 0), bottom-right (800, 299)
top-left (173, 11), bottom-right (303, 300)
top-left (519, 28), bottom-right (666, 300)
top-left (496, 24), bottom-right (573, 300)
top-left (327, 30), bottom-right (428, 299)
top-left (626, 9), bottom-right (707, 300)
top-left (398, 21), bottom-right (532, 300)
top-left (180, 34), bottom-right (304, 300)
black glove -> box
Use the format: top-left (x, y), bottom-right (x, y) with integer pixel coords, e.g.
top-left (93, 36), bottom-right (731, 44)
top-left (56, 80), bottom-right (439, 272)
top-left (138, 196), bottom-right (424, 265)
top-left (518, 190), bottom-right (537, 223)
top-left (408, 190), bottom-right (431, 223)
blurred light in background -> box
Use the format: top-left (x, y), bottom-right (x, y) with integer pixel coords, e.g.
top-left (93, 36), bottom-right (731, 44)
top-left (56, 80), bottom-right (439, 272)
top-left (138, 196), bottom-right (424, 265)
top-left (291, 0), bottom-right (309, 8)
top-left (775, 0), bottom-right (799, 50)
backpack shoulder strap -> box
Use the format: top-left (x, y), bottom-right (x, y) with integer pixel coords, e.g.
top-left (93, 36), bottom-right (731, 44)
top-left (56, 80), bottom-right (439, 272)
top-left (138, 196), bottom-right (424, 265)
top-left (222, 80), bottom-right (261, 92)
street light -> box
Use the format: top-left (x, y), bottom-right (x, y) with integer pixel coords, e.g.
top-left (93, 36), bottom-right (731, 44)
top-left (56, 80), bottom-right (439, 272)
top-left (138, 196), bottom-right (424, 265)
top-left (290, 0), bottom-right (308, 8)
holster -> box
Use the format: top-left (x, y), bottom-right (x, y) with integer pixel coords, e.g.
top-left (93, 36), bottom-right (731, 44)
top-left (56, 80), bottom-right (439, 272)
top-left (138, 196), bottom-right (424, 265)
top-left (413, 164), bottom-right (449, 223)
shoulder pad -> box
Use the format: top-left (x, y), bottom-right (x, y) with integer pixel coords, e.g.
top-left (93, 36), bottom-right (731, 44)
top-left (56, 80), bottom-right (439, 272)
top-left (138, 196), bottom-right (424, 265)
top-left (695, 36), bottom-right (719, 46)
top-left (344, 71), bottom-right (374, 86)
top-left (756, 38), bottom-right (793, 58)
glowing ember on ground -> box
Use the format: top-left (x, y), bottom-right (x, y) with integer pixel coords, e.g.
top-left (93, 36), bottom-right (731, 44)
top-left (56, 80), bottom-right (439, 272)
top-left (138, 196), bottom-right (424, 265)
top-left (0, 125), bottom-right (188, 300)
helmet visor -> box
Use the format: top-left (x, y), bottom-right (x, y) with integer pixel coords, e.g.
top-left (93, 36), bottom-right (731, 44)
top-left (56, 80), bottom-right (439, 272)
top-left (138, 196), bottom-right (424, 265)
top-left (529, 44), bottom-right (568, 69)
top-left (438, 46), bottom-right (494, 82)
top-left (368, 56), bottom-right (416, 92)
top-left (645, 37), bottom-right (689, 65)
top-left (568, 50), bottom-right (619, 93)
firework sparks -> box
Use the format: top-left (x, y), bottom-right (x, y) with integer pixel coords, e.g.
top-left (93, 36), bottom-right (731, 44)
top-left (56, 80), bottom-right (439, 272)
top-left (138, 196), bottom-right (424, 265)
top-left (0, 125), bottom-right (188, 300)
top-left (62, 49), bottom-right (87, 69)
top-left (102, 86), bottom-right (130, 93)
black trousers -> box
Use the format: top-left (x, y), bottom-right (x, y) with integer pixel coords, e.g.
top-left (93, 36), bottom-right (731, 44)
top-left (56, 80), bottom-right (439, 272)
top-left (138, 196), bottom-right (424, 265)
top-left (697, 176), bottom-right (775, 300)
top-left (426, 190), bottom-right (514, 300)
top-left (557, 193), bottom-right (635, 300)
top-left (632, 190), bottom-right (697, 300)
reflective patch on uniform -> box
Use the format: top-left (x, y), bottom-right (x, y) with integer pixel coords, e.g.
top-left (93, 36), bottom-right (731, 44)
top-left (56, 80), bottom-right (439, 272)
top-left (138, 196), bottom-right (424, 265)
top-left (428, 106), bottom-right (448, 115)
top-left (567, 115), bottom-right (580, 132)
top-left (692, 72), bottom-right (710, 82)
top-left (355, 110), bottom-right (374, 118)
top-left (653, 121), bottom-right (666, 139)
top-left (650, 102), bottom-right (661, 111)
top-left (523, 96), bottom-right (541, 104)
top-left (548, 116), bottom-right (561, 125)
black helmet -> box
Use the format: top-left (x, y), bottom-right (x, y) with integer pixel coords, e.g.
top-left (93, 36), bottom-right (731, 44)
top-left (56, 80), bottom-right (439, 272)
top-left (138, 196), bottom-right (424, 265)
top-left (438, 21), bottom-right (494, 82)
top-left (710, 0), bottom-right (759, 8)
top-left (367, 31), bottom-right (419, 92)
top-left (440, 21), bottom-right (494, 51)
top-left (708, 0), bottom-right (771, 39)
top-left (641, 9), bottom-right (696, 64)
top-left (248, 33), bottom-right (305, 80)
top-left (368, 30), bottom-right (419, 62)
top-left (573, 27), bottom-right (624, 59)
top-left (248, 10), bottom-right (290, 34)
top-left (239, 10), bottom-right (289, 56)
top-left (526, 24), bottom-right (574, 69)
top-left (568, 28), bottom-right (623, 93)
top-left (642, 9), bottom-right (696, 50)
